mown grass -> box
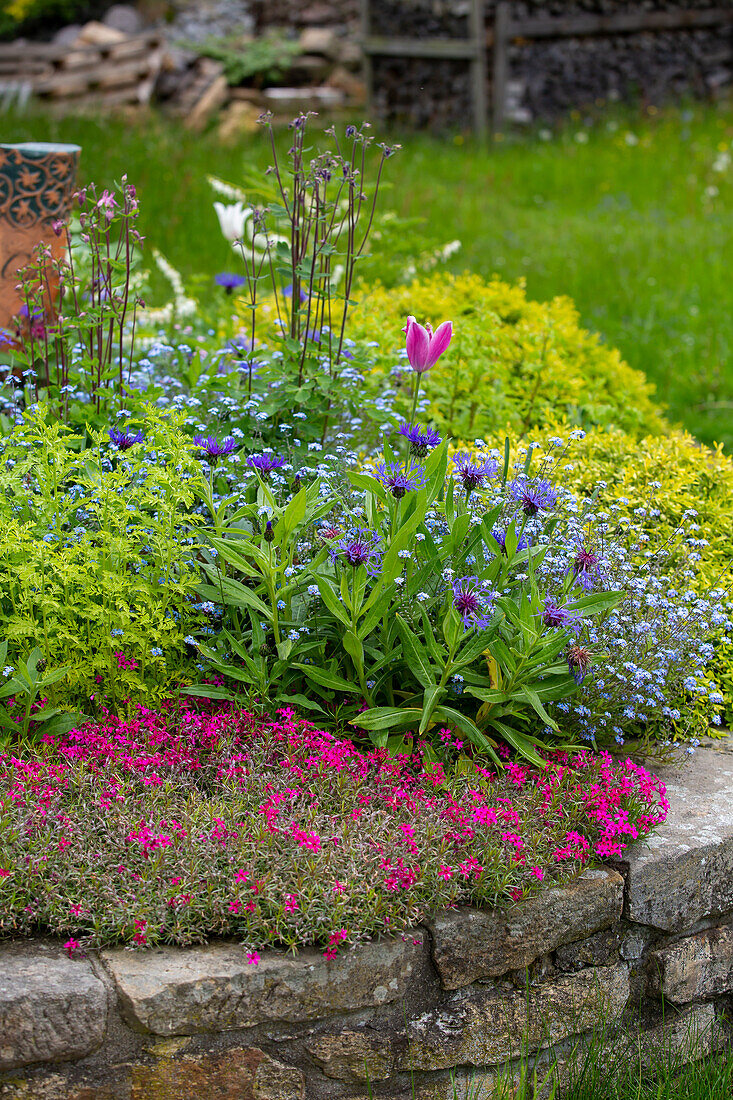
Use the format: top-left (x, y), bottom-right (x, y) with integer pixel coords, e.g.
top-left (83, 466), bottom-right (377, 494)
top-left (5, 98), bottom-right (733, 447)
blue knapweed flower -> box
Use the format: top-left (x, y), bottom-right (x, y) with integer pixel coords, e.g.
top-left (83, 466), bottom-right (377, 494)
top-left (398, 422), bottom-right (441, 457)
top-left (246, 453), bottom-right (287, 475)
top-left (375, 460), bottom-right (426, 499)
top-left (567, 643), bottom-right (592, 684)
top-left (283, 283), bottom-right (308, 303)
top-left (541, 598), bottom-right (582, 633)
top-left (573, 542), bottom-right (603, 591)
top-left (492, 525), bottom-right (531, 555)
top-left (215, 272), bottom-right (246, 294)
top-left (331, 528), bottom-right (383, 573)
top-left (452, 453), bottom-right (499, 494)
top-left (510, 477), bottom-right (558, 516)
top-left (108, 427), bottom-right (144, 451)
top-left (194, 434), bottom-right (236, 462)
top-left (452, 576), bottom-right (495, 630)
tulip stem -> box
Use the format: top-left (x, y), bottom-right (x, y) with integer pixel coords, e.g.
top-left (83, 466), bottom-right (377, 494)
top-left (410, 374), bottom-right (420, 425)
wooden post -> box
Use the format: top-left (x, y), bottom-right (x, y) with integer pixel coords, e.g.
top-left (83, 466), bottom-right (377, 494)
top-left (468, 0), bottom-right (487, 139)
top-left (492, 1), bottom-right (510, 135)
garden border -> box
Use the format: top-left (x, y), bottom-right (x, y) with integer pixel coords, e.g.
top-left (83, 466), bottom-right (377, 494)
top-left (2, 741), bottom-right (733, 1099)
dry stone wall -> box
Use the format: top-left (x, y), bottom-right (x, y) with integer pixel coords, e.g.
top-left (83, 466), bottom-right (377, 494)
top-left (2, 741), bottom-right (733, 1099)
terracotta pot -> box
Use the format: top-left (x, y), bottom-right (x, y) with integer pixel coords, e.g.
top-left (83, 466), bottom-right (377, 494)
top-left (0, 141), bottom-right (81, 332)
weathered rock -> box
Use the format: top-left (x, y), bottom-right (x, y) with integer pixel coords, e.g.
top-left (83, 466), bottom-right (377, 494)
top-left (0, 944), bottom-right (107, 1071)
top-left (298, 27), bottom-right (339, 58)
top-left (414, 1070), bottom-right (499, 1100)
top-left (129, 1046), bottom-right (305, 1099)
top-left (648, 925), bottom-right (733, 1003)
top-left (102, 935), bottom-right (426, 1035)
top-left (403, 964), bottom-right (630, 1071)
top-left (306, 1028), bottom-right (394, 1081)
top-left (620, 740), bottom-right (733, 932)
top-left (427, 868), bottom-right (624, 989)
top-left (103, 4), bottom-right (144, 35)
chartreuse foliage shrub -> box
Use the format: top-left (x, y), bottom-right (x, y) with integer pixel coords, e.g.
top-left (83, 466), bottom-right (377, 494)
top-left (0, 407), bottom-right (205, 730)
top-left (350, 273), bottom-right (665, 440)
top-left (553, 425), bottom-right (733, 727)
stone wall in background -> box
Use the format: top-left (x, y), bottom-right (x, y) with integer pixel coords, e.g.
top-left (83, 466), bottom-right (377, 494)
top-left (2, 743), bottom-right (733, 1099)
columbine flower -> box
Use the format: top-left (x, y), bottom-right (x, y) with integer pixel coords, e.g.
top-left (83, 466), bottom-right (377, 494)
top-left (398, 422), bottom-right (442, 457)
top-left (108, 428), bottom-right (143, 450)
top-left (567, 643), bottom-right (592, 684)
top-left (452, 453), bottom-right (499, 494)
top-left (193, 434), bottom-right (237, 463)
top-left (510, 477), bottom-right (558, 516)
top-left (246, 453), bottom-right (286, 474)
top-left (452, 576), bottom-right (495, 630)
top-left (541, 598), bottom-right (582, 634)
top-left (214, 272), bottom-right (246, 294)
top-left (375, 460), bottom-right (426, 499)
top-left (404, 315), bottom-right (453, 373)
top-left (331, 528), bottom-right (383, 573)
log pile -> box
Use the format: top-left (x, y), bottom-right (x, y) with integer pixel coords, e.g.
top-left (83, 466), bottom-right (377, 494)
top-left (0, 16), bottom-right (365, 126)
top-left (0, 22), bottom-right (167, 109)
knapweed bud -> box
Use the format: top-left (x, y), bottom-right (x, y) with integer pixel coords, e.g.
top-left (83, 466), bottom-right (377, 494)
top-left (263, 520), bottom-right (275, 543)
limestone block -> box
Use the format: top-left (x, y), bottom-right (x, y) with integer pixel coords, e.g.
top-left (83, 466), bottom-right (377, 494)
top-left (403, 965), bottom-right (630, 1072)
top-left (305, 1029), bottom-right (394, 1081)
top-left (648, 925), bottom-right (733, 1003)
top-left (620, 741), bottom-right (733, 931)
top-left (0, 944), bottom-right (107, 1071)
top-left (128, 1046), bottom-right (304, 1099)
top-left (427, 868), bottom-right (624, 989)
top-left (102, 934), bottom-right (425, 1035)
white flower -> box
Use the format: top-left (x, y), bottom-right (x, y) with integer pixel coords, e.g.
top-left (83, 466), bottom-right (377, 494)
top-left (214, 201), bottom-right (248, 244)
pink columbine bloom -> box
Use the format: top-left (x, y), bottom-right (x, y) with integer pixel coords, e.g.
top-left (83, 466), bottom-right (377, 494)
top-left (403, 315), bottom-right (453, 373)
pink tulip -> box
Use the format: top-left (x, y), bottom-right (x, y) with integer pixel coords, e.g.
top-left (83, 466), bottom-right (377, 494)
top-left (404, 315), bottom-right (453, 374)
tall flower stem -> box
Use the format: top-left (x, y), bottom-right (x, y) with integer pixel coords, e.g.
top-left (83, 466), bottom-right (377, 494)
top-left (410, 373), bottom-right (421, 425)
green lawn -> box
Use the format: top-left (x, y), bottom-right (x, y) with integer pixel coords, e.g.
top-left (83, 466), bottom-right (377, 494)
top-left (7, 98), bottom-right (733, 448)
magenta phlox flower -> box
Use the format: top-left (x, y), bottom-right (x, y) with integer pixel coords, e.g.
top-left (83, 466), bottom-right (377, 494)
top-left (452, 576), bottom-right (496, 630)
top-left (375, 460), bottom-right (427, 499)
top-left (510, 477), bottom-right (558, 516)
top-left (452, 453), bottom-right (499, 494)
top-left (403, 315), bottom-right (453, 374)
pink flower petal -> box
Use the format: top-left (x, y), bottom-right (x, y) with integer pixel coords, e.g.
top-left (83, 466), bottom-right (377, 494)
top-left (405, 319), bottom-right (431, 372)
top-left (425, 320), bottom-right (453, 369)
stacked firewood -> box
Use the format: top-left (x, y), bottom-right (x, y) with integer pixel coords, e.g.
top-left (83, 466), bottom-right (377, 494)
top-left (0, 22), bottom-right (168, 109)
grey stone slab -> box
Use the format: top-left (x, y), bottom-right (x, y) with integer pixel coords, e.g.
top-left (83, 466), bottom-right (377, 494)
top-left (0, 943), bottom-right (107, 1071)
top-left (427, 868), bottom-right (624, 989)
top-left (402, 964), bottom-right (630, 1071)
top-left (619, 739), bottom-right (733, 932)
top-left (648, 924), bottom-right (733, 1003)
top-left (102, 934), bottom-right (426, 1035)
